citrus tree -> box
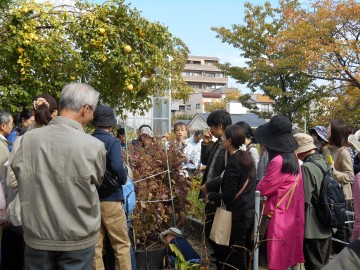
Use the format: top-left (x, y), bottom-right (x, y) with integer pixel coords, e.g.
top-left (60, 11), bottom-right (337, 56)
top-left (0, 0), bottom-right (191, 114)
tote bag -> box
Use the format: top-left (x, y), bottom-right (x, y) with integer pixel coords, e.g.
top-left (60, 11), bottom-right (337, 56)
top-left (209, 204), bottom-right (232, 246)
top-left (209, 178), bottom-right (250, 246)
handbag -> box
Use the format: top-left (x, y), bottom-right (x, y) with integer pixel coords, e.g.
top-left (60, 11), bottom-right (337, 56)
top-left (209, 178), bottom-right (249, 246)
top-left (97, 170), bottom-right (120, 198)
top-left (258, 175), bottom-right (299, 242)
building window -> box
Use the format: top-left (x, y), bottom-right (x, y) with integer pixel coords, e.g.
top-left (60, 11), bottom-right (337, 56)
top-left (196, 104), bottom-right (200, 109)
top-left (188, 83), bottom-right (200, 89)
top-left (187, 60), bottom-right (201, 65)
top-left (179, 105), bottom-right (185, 112)
top-left (187, 105), bottom-right (191, 110)
top-left (258, 104), bottom-right (270, 112)
top-left (205, 72), bottom-right (215, 77)
top-left (204, 60), bottom-right (217, 66)
top-left (215, 73), bottom-right (224, 78)
top-left (205, 83), bottom-right (217, 89)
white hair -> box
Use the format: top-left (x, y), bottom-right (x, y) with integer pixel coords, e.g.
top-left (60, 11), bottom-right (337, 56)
top-left (0, 110), bottom-right (12, 125)
top-left (60, 83), bottom-right (99, 112)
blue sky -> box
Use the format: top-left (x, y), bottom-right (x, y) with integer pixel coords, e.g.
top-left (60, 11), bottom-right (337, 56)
top-left (91, 0), bottom-right (277, 92)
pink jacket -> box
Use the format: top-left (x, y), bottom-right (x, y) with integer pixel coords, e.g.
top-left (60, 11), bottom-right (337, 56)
top-left (352, 173), bottom-right (360, 241)
top-left (257, 155), bottom-right (305, 270)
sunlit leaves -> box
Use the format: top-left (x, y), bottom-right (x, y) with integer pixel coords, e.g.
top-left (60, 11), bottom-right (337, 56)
top-left (0, 0), bottom-right (191, 114)
top-left (271, 0), bottom-right (360, 90)
top-left (212, 0), bottom-right (323, 122)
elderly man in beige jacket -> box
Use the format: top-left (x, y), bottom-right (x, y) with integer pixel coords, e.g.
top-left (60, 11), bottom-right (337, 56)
top-left (0, 110), bottom-right (13, 185)
top-left (11, 83), bottom-right (106, 270)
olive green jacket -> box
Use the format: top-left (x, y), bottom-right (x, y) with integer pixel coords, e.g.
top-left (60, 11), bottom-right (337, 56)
top-left (302, 153), bottom-right (332, 239)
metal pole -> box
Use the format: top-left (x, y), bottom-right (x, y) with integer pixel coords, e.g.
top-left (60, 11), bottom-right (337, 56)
top-left (164, 140), bottom-right (177, 226)
top-left (123, 116), bottom-right (129, 166)
top-left (253, 191), bottom-right (261, 270)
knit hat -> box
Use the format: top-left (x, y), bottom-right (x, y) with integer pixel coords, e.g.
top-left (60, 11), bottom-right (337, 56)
top-left (293, 133), bottom-right (317, 154)
top-left (92, 105), bottom-right (117, 127)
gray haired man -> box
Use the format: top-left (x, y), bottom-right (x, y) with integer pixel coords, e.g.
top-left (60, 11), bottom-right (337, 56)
top-left (0, 110), bottom-right (13, 223)
top-left (11, 83), bottom-right (106, 270)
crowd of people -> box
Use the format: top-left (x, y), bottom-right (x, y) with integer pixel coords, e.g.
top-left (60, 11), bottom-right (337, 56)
top-left (0, 82), bottom-right (360, 270)
top-left (198, 111), bottom-right (360, 270)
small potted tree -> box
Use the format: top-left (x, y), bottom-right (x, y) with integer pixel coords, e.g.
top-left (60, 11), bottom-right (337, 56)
top-left (128, 138), bottom-right (191, 269)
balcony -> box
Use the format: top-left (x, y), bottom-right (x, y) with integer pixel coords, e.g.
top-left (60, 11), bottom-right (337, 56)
top-left (182, 75), bottom-right (228, 84)
top-left (185, 64), bottom-right (222, 71)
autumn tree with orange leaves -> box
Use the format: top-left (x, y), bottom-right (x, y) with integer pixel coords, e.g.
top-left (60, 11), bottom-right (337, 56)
top-left (212, 1), bottom-right (326, 123)
top-left (270, 0), bottom-right (360, 125)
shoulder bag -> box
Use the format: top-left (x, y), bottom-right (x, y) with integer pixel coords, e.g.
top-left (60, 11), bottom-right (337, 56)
top-left (210, 178), bottom-right (249, 246)
top-left (258, 175), bottom-right (299, 241)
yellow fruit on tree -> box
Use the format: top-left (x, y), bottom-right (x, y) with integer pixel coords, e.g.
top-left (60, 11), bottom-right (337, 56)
top-left (21, 6), bottom-right (29, 13)
top-left (16, 47), bottom-right (25, 54)
top-left (99, 28), bottom-right (106, 35)
top-left (126, 84), bottom-right (134, 91)
top-left (70, 76), bottom-right (76, 80)
top-left (138, 30), bottom-right (145, 38)
top-left (124, 45), bottom-right (132, 53)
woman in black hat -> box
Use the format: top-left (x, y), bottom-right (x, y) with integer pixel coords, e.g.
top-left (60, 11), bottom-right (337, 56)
top-left (255, 115), bottom-right (305, 270)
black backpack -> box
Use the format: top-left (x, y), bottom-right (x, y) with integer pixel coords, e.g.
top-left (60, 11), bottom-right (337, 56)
top-left (308, 159), bottom-right (346, 228)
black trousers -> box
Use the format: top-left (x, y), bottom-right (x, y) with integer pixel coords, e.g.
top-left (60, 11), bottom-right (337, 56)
top-left (0, 226), bottom-right (25, 270)
top-left (216, 214), bottom-right (254, 270)
top-left (204, 203), bottom-right (221, 259)
top-left (304, 237), bottom-right (331, 270)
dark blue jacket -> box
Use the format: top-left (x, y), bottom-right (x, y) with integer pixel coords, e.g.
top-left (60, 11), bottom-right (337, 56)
top-left (93, 129), bottom-right (127, 202)
top-left (166, 237), bottom-right (200, 262)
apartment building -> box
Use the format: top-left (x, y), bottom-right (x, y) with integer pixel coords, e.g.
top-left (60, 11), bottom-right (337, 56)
top-left (172, 55), bottom-right (228, 116)
top-left (182, 55), bottom-right (228, 92)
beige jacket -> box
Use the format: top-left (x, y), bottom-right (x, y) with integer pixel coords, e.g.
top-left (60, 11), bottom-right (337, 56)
top-left (323, 146), bottom-right (354, 200)
top-left (11, 116), bottom-right (106, 251)
top-left (0, 137), bottom-right (10, 194)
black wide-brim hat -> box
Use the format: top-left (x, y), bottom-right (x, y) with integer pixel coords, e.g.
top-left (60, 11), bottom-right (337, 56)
top-left (254, 115), bottom-right (298, 153)
top-left (92, 105), bottom-right (117, 127)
